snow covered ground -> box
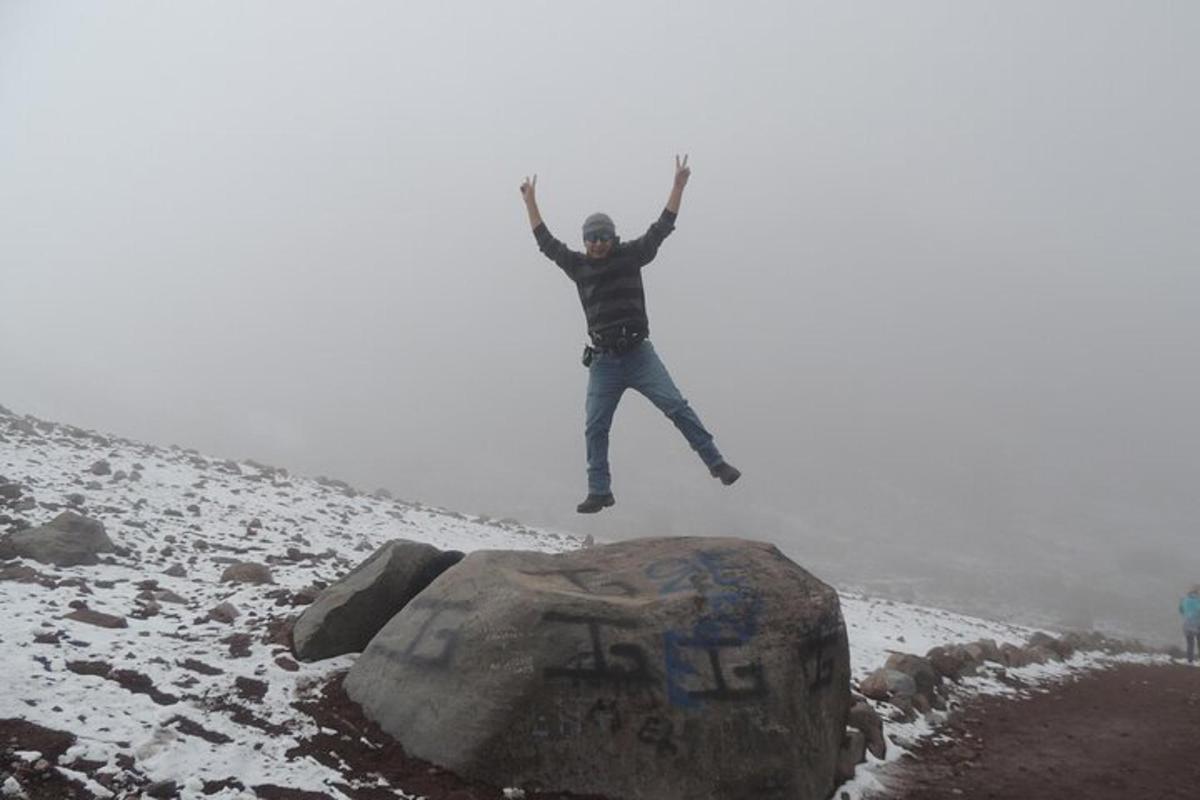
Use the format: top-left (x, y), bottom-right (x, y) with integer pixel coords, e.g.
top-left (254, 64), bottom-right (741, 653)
top-left (0, 408), bottom-right (1162, 799)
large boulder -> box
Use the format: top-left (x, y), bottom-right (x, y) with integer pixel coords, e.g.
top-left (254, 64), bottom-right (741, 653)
top-left (292, 539), bottom-right (463, 662)
top-left (344, 537), bottom-right (850, 800)
top-left (0, 511), bottom-right (114, 566)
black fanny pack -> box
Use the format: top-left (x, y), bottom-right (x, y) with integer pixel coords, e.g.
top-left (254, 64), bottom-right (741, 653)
top-left (589, 325), bottom-right (646, 355)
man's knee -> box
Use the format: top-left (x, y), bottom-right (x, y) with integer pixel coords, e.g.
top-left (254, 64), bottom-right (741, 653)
top-left (585, 416), bottom-right (614, 438)
top-left (661, 397), bottom-right (691, 420)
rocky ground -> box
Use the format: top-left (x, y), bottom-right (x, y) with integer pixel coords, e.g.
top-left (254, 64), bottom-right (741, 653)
top-left (1, 404), bottom-right (1184, 799)
top-left (877, 661), bottom-right (1200, 799)
top-left (0, 406), bottom-right (580, 797)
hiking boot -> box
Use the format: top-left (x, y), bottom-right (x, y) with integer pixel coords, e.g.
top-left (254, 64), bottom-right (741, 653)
top-left (710, 461), bottom-right (741, 486)
top-left (576, 493), bottom-right (615, 514)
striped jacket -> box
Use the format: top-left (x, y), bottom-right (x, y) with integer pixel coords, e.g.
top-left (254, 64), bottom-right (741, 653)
top-left (534, 209), bottom-right (677, 337)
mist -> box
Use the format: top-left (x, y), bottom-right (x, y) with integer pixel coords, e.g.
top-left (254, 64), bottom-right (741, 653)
top-left (2, 0), bottom-right (1198, 641)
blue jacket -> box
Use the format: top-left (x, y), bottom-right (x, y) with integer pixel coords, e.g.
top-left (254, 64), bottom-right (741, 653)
top-left (1180, 594), bottom-right (1200, 630)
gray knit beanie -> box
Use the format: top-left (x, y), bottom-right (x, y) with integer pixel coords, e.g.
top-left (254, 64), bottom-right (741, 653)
top-left (582, 212), bottom-right (616, 238)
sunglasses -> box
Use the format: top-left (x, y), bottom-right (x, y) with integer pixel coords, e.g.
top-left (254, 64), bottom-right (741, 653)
top-left (584, 231), bottom-right (615, 243)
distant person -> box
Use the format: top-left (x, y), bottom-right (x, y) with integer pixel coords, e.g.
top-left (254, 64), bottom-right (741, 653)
top-left (1180, 586), bottom-right (1200, 664)
top-left (519, 156), bottom-right (740, 514)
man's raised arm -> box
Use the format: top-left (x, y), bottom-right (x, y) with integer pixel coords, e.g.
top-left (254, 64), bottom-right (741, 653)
top-left (624, 155), bottom-right (691, 267)
top-left (521, 174), bottom-right (579, 273)
top-left (520, 174), bottom-right (543, 229)
top-left (666, 153), bottom-right (690, 214)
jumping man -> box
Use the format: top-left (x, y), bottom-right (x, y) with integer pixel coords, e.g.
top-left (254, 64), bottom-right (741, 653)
top-left (520, 156), bottom-right (740, 513)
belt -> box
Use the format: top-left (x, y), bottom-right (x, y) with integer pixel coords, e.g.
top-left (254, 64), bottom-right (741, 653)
top-left (589, 326), bottom-right (646, 354)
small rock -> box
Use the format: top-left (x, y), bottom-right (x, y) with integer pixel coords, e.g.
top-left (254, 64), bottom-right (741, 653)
top-left (220, 562), bottom-right (273, 585)
top-left (847, 699), bottom-right (886, 759)
top-left (64, 608), bottom-right (128, 629)
top-left (145, 779), bottom-right (178, 798)
top-left (209, 602), bottom-right (239, 624)
top-left (274, 656), bottom-right (300, 672)
top-left (834, 729), bottom-right (867, 783)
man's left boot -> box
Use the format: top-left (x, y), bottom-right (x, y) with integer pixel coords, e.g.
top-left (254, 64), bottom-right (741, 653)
top-left (710, 461), bottom-right (741, 486)
top-left (576, 493), bottom-right (615, 514)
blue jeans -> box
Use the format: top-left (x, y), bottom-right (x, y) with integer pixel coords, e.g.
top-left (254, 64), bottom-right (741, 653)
top-left (584, 340), bottom-right (723, 494)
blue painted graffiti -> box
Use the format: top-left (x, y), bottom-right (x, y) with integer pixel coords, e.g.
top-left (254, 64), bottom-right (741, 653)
top-left (647, 550), bottom-right (768, 709)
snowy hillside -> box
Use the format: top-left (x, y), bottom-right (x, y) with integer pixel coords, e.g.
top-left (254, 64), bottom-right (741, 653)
top-left (0, 405), bottom-right (1156, 799)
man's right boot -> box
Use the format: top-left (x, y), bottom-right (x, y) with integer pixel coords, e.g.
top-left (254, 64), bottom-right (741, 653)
top-left (576, 493), bottom-right (615, 514)
top-left (710, 461), bottom-right (742, 486)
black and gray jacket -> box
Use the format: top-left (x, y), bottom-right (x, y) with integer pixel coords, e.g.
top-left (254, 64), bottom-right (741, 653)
top-left (533, 208), bottom-right (677, 338)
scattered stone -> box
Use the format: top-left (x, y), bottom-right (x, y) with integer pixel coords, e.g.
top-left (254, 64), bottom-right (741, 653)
top-left (66, 660), bottom-right (113, 677)
top-left (151, 589), bottom-right (188, 605)
top-left (222, 633), bottom-right (253, 658)
top-left (835, 729), bottom-right (867, 782)
top-left (235, 677), bottom-right (268, 703)
top-left (89, 460), bottom-right (111, 476)
top-left (927, 644), bottom-right (978, 682)
top-left (110, 669), bottom-right (178, 705)
top-left (167, 716), bottom-right (233, 745)
top-left (1027, 644), bottom-right (1059, 663)
top-left (847, 699), bottom-right (886, 759)
top-left (859, 668), bottom-right (916, 701)
top-left (64, 608), bottom-right (128, 629)
top-left (0, 565), bottom-right (51, 586)
top-left (220, 562), bottom-right (273, 585)
top-left (164, 563), bottom-right (187, 578)
top-left (178, 658), bottom-right (224, 676)
top-left (274, 656), bottom-right (300, 672)
top-left (885, 652), bottom-right (941, 697)
top-left (291, 586), bottom-right (321, 606)
top-left (0, 511), bottom-right (116, 567)
top-left (131, 601), bottom-right (162, 619)
top-left (209, 602), bottom-right (239, 624)
top-left (1000, 642), bottom-right (1031, 667)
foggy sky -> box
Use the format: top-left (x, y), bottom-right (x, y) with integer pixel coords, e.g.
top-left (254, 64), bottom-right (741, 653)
top-left (2, 2), bottom-right (1198, 634)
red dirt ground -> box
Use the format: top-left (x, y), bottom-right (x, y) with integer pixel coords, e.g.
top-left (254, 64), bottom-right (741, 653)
top-left (877, 662), bottom-right (1200, 800)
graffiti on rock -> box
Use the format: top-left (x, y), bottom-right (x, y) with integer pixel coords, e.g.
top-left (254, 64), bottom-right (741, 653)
top-left (521, 567), bottom-right (639, 598)
top-left (390, 597), bottom-right (471, 669)
top-left (638, 715), bottom-right (680, 757)
top-left (797, 624), bottom-right (843, 693)
top-left (666, 635), bottom-right (768, 702)
top-left (649, 550), bottom-right (769, 709)
top-left (542, 611), bottom-right (656, 688)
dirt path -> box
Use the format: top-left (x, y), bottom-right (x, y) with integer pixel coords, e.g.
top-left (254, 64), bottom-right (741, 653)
top-left (877, 662), bottom-right (1200, 800)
